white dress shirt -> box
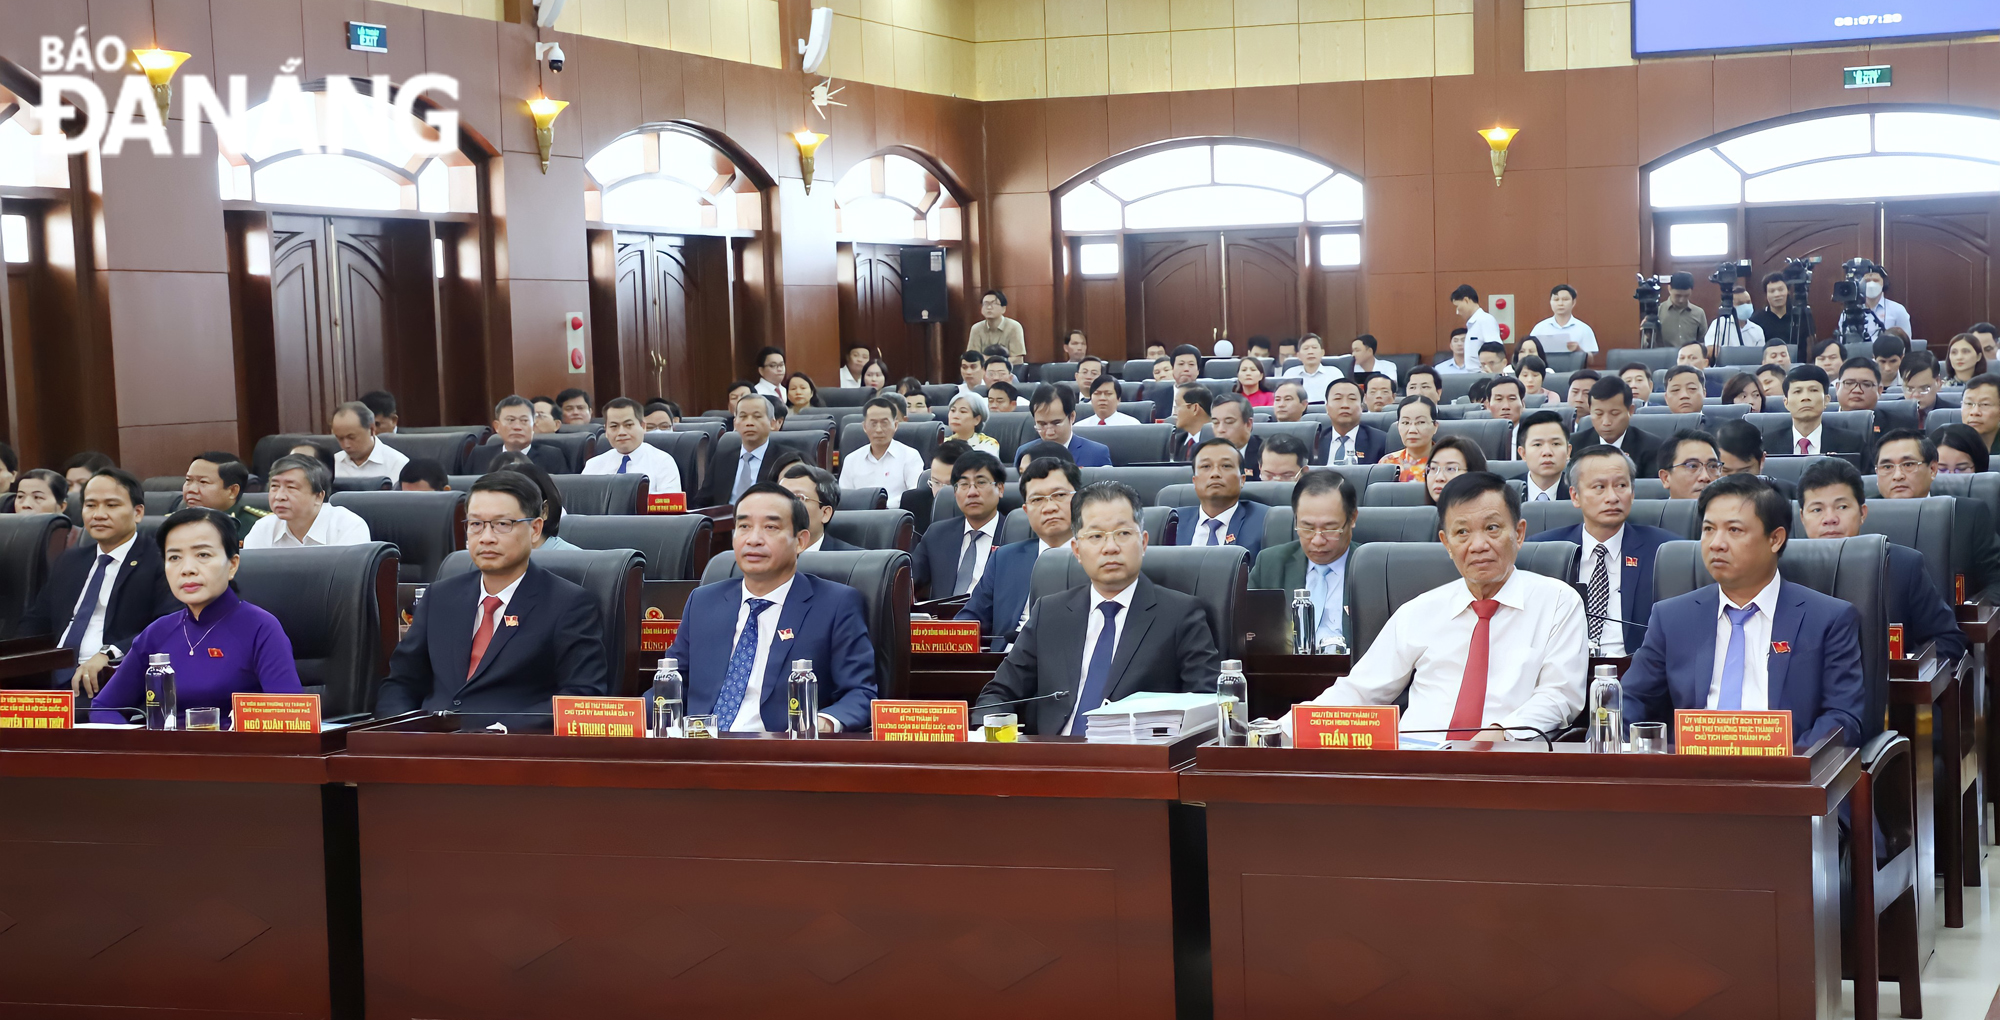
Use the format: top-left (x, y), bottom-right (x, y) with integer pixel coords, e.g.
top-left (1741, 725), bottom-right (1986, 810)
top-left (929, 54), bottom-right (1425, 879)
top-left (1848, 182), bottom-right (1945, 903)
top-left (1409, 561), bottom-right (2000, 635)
top-left (957, 516), bottom-right (1001, 591)
top-left (1577, 526), bottom-right (1626, 657)
top-left (1463, 307), bottom-right (1501, 350)
top-left (1326, 425), bottom-right (1365, 464)
top-left (754, 379), bottom-right (783, 399)
top-left (334, 438), bottom-right (410, 480)
top-left (838, 441), bottom-right (925, 500)
top-left (732, 442), bottom-right (770, 501)
top-left (727, 575), bottom-right (795, 731)
top-left (242, 503), bottom-right (372, 549)
top-left (471, 571), bottom-right (525, 638)
top-left (839, 366), bottom-right (863, 388)
top-left (1064, 578), bottom-right (1139, 735)
top-left (1434, 356), bottom-right (1479, 375)
top-left (1863, 297), bottom-right (1910, 340)
top-left (1280, 364), bottom-right (1345, 404)
top-left (1298, 568), bottom-right (1587, 739)
top-left (1706, 573), bottom-right (1782, 711)
top-left (1789, 423), bottom-right (1824, 456)
top-left (1192, 502), bottom-right (1239, 546)
top-left (1525, 476), bottom-right (1562, 502)
top-left (1528, 315), bottom-right (1598, 353)
top-left (1075, 412), bottom-right (1142, 428)
top-left (1352, 358), bottom-right (1398, 382)
top-left (582, 442), bottom-right (684, 494)
top-left (70, 534), bottom-right (137, 660)
top-left (1007, 538), bottom-right (1075, 646)
top-left (1706, 315), bottom-right (1766, 348)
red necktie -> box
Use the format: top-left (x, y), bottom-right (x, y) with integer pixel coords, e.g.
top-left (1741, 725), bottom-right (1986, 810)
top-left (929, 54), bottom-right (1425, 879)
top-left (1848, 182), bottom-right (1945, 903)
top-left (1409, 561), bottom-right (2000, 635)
top-left (1447, 599), bottom-right (1502, 738)
top-left (468, 595), bottom-right (502, 678)
top-left (1797, 437), bottom-right (1811, 455)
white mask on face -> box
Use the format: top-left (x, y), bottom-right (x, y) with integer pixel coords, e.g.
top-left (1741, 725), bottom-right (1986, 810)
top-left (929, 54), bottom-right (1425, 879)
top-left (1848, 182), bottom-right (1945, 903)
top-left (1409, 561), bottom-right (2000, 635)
top-left (1865, 280), bottom-right (1884, 300)
top-left (1735, 302), bottom-right (1753, 322)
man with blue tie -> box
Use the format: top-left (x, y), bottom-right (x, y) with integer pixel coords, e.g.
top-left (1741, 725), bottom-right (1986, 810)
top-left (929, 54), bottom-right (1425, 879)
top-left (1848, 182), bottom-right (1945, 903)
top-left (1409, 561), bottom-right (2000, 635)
top-left (1249, 471), bottom-right (1357, 651)
top-left (1175, 438), bottom-right (1271, 560)
top-left (664, 483), bottom-right (878, 731)
top-left (1321, 378), bottom-right (1389, 465)
top-left (722, 392), bottom-right (782, 504)
top-left (1620, 474), bottom-right (1866, 749)
top-left (1027, 384), bottom-right (1112, 467)
top-left (959, 457), bottom-right (1078, 650)
top-left (1526, 446), bottom-right (1678, 656)
top-left (581, 398), bottom-right (683, 494)
top-left (16, 469), bottom-right (176, 693)
top-left (912, 450), bottom-right (1006, 599)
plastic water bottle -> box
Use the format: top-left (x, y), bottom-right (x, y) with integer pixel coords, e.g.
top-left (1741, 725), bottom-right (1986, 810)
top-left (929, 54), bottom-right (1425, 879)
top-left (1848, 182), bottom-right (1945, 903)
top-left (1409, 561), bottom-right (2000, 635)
top-left (1216, 659), bottom-right (1249, 746)
top-left (1289, 590), bottom-right (1317, 655)
top-left (1586, 664), bottom-right (1624, 753)
top-left (647, 657), bottom-right (685, 738)
top-left (144, 653), bottom-right (177, 730)
top-left (787, 659), bottom-right (819, 738)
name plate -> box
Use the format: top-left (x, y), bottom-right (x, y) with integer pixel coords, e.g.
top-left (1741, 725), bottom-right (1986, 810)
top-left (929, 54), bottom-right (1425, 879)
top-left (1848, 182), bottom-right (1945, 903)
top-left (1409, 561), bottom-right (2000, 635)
top-left (645, 492), bottom-right (688, 514)
top-left (231, 693), bottom-right (321, 733)
top-left (1290, 704), bottom-right (1398, 750)
top-left (641, 608), bottom-right (679, 652)
top-left (0, 691), bottom-right (73, 729)
top-left (870, 700), bottom-right (968, 741)
top-left (911, 619), bottom-right (982, 653)
top-left (1888, 623), bottom-right (1904, 659)
top-left (1674, 709), bottom-right (1793, 756)
top-left (554, 696), bottom-right (645, 738)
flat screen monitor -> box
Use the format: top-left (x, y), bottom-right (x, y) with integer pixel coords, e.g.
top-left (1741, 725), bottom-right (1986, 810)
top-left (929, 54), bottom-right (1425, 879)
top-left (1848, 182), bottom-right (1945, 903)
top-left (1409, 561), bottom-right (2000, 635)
top-left (1631, 0), bottom-right (2000, 58)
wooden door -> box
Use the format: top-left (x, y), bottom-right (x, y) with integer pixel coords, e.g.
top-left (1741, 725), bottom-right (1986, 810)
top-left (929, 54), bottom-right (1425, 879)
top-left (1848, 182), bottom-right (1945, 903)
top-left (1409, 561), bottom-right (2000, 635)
top-left (611, 233), bottom-right (692, 402)
top-left (1224, 230), bottom-right (1302, 344)
top-left (1884, 196), bottom-right (2000, 342)
top-left (269, 215), bottom-right (404, 434)
top-left (851, 244), bottom-right (924, 380)
top-left (1129, 234), bottom-right (1222, 349)
top-left (1744, 204), bottom-right (1877, 343)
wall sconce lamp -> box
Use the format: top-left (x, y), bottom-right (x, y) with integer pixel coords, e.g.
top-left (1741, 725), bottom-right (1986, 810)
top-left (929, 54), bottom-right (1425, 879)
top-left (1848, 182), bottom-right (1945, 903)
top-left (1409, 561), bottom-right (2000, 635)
top-left (132, 49), bottom-right (190, 125)
top-left (528, 97), bottom-right (568, 174)
top-left (793, 130), bottom-right (827, 193)
top-left (1479, 127), bottom-right (1518, 187)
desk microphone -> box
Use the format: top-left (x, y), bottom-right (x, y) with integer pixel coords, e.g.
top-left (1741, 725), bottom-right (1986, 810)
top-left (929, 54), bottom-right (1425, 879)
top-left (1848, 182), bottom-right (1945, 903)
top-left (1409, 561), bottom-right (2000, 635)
top-left (970, 690), bottom-right (1071, 712)
top-left (1570, 582), bottom-right (1649, 632)
top-left (1396, 725), bottom-right (1556, 750)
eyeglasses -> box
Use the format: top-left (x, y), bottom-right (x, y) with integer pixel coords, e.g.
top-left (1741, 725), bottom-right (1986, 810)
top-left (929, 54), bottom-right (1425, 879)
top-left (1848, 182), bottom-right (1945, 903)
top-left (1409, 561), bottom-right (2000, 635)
top-left (1877, 459), bottom-right (1929, 475)
top-left (1430, 462), bottom-right (1466, 479)
top-left (1905, 383), bottom-right (1937, 396)
top-left (1296, 523), bottom-right (1350, 539)
top-left (1025, 490), bottom-right (1075, 508)
top-left (1837, 379), bottom-right (1879, 391)
top-left (466, 517), bottom-right (534, 535)
top-left (954, 478), bottom-right (998, 493)
top-left (1671, 459), bottom-right (1722, 476)
top-left (1075, 528), bottom-right (1141, 547)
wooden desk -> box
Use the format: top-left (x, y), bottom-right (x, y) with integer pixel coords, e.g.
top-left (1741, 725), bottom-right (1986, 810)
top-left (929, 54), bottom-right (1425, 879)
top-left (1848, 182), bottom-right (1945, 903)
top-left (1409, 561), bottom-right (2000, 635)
top-left (1183, 740), bottom-right (1859, 1020)
top-left (332, 720), bottom-right (1196, 1019)
top-left (0, 725), bottom-right (360, 1018)
top-left (0, 635), bottom-right (72, 687)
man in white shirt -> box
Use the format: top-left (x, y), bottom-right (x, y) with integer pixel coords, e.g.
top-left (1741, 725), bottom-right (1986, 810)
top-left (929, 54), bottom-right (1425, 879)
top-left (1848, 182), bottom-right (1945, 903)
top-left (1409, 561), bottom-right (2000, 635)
top-left (1293, 471), bottom-right (1587, 742)
top-left (1435, 327), bottom-right (1478, 374)
top-left (582, 397), bottom-right (684, 494)
top-left (752, 345), bottom-right (786, 399)
top-left (957, 458), bottom-right (1079, 650)
top-left (1076, 375), bottom-right (1140, 427)
top-left (243, 454), bottom-right (372, 549)
top-left (1528, 283), bottom-right (1598, 354)
top-left (1759, 365), bottom-right (1865, 457)
top-left (838, 397), bottom-right (925, 499)
top-left (1517, 410), bottom-right (1570, 502)
top-left (1860, 266), bottom-right (1910, 341)
top-left (331, 401), bottom-right (410, 480)
top-left (838, 342), bottom-right (871, 388)
top-left (1279, 335), bottom-right (1344, 404)
top-left (1705, 280), bottom-right (1765, 348)
top-left (1349, 334), bottom-right (1398, 383)
top-left (1452, 284), bottom-right (1500, 352)
top-left (1170, 345), bottom-right (1204, 387)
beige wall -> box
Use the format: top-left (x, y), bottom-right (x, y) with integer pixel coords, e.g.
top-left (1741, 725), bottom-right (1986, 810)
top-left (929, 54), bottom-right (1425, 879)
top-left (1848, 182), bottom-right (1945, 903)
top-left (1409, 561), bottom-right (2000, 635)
top-left (374, 0), bottom-right (787, 67)
top-left (1522, 0), bottom-right (1631, 71)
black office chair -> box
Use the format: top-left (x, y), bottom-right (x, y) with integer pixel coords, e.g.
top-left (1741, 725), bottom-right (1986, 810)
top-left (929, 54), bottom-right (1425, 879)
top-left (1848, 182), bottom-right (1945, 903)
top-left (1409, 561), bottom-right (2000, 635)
top-left (553, 474), bottom-right (648, 515)
top-left (439, 547), bottom-right (645, 695)
top-left (380, 431), bottom-right (481, 474)
top-left (1086, 424), bottom-right (1176, 465)
top-left (141, 474), bottom-right (183, 492)
top-left (1346, 541), bottom-right (1580, 659)
top-left (700, 549), bottom-right (913, 699)
top-left (643, 430), bottom-right (712, 502)
top-left (1852, 495), bottom-right (1955, 601)
top-left (1624, 412), bottom-right (1703, 443)
top-left (560, 514), bottom-right (712, 581)
top-left (1322, 463), bottom-right (1401, 490)
top-left (235, 543), bottom-right (398, 719)
top-left (703, 432), bottom-right (832, 506)
top-left (1075, 465), bottom-right (1192, 505)
top-left (1025, 545), bottom-right (1249, 658)
top-left (1605, 347), bottom-right (1678, 373)
top-left (1633, 479), bottom-right (1669, 499)
top-left (330, 490), bottom-right (467, 582)
top-left (819, 386), bottom-right (878, 408)
top-left (0, 513), bottom-right (74, 639)
top-left (1350, 505), bottom-right (1440, 545)
top-left (1758, 454), bottom-right (1844, 489)
top-left (1484, 459), bottom-right (1529, 481)
top-left (331, 476), bottom-right (392, 492)
top-left (251, 433), bottom-right (339, 478)
top-left (838, 487), bottom-right (888, 511)
top-left (825, 509), bottom-right (915, 553)
top-left (980, 412), bottom-right (1033, 464)
top-left (398, 424), bottom-right (494, 443)
top-left (1360, 481), bottom-right (1429, 507)
top-left (143, 491), bottom-right (184, 515)
top-left (1250, 421), bottom-right (1324, 459)
top-left (1519, 499), bottom-right (1702, 540)
top-left (1434, 419), bottom-right (1514, 461)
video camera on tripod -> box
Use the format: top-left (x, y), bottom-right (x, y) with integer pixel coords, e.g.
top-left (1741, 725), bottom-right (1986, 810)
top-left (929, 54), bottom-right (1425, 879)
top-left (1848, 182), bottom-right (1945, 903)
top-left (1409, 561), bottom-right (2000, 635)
top-left (1777, 256), bottom-right (1820, 351)
top-left (1708, 260), bottom-right (1752, 346)
top-left (1831, 257), bottom-right (1881, 343)
top-left (1632, 273), bottom-right (1671, 348)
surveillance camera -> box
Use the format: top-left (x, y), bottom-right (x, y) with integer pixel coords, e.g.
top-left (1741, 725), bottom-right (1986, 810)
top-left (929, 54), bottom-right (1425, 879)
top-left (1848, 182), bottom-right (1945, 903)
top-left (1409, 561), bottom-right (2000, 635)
top-left (536, 41), bottom-right (566, 73)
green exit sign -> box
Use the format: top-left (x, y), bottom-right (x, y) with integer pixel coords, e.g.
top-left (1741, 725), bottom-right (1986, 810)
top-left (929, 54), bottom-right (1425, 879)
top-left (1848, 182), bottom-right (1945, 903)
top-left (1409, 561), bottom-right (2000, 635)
top-left (347, 21), bottom-right (387, 53)
top-left (1844, 65), bottom-right (1892, 89)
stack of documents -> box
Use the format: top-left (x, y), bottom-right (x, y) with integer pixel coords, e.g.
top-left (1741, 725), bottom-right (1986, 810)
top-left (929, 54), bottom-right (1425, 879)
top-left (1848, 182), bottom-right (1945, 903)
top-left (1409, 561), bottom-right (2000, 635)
top-left (1083, 692), bottom-right (1222, 744)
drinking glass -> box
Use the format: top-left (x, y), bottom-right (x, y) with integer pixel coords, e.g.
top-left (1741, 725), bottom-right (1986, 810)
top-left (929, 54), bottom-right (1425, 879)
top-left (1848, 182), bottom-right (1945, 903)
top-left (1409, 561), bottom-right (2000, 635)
top-left (981, 713), bottom-right (1019, 743)
top-left (1247, 719), bottom-right (1285, 747)
top-left (185, 707), bottom-right (222, 731)
top-left (1628, 721), bottom-right (1668, 753)
top-left (683, 715), bottom-right (719, 738)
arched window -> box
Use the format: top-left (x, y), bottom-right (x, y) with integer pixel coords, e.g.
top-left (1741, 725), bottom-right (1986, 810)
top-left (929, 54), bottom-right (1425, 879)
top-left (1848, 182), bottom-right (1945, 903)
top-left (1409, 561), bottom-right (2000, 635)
top-left (1651, 109), bottom-right (2000, 209)
top-left (833, 153), bottom-right (961, 242)
top-left (586, 126), bottom-right (762, 232)
top-left (217, 83), bottom-right (475, 213)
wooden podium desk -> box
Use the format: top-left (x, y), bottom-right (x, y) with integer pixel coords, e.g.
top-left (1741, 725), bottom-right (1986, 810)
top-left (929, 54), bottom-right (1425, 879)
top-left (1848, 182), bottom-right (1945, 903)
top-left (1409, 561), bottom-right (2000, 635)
top-left (1182, 739), bottom-right (1860, 1020)
top-left (0, 724), bottom-right (362, 1019)
top-left (331, 718), bottom-right (1199, 1020)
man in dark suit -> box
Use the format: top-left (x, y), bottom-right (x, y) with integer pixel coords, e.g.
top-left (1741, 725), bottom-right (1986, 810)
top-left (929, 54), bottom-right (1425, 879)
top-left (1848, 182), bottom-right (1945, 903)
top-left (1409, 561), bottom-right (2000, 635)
top-left (1798, 459), bottom-right (1966, 667)
top-left (974, 481), bottom-right (1220, 735)
top-left (1170, 384), bottom-right (1214, 461)
top-left (1175, 438), bottom-right (1271, 561)
top-left (1210, 393), bottom-right (1264, 477)
top-left (912, 450), bottom-right (1005, 599)
top-left (663, 484), bottom-right (877, 731)
top-left (1572, 375), bottom-right (1663, 477)
top-left (468, 395), bottom-right (570, 475)
top-left (1483, 375), bottom-right (1527, 453)
top-left (901, 439), bottom-right (970, 538)
top-left (375, 472), bottom-right (610, 718)
top-left (1249, 471), bottom-right (1357, 651)
top-left (1515, 410), bottom-right (1571, 502)
top-left (1321, 378), bottom-right (1388, 465)
top-left (776, 464), bottom-right (860, 551)
top-left (959, 457), bottom-right (1079, 651)
top-left (17, 469), bottom-right (176, 693)
top-left (1715, 419), bottom-right (1800, 499)
top-left (1526, 446), bottom-right (1678, 656)
top-left (1761, 364), bottom-right (1866, 458)
top-left (1621, 475), bottom-right (1866, 750)
top-left (1027, 384), bottom-right (1111, 468)
top-left (1871, 429), bottom-right (2000, 603)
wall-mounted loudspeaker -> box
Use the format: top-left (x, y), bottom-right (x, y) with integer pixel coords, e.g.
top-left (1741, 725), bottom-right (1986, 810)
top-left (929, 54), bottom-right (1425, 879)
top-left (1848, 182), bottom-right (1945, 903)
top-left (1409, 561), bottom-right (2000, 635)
top-left (900, 246), bottom-right (948, 324)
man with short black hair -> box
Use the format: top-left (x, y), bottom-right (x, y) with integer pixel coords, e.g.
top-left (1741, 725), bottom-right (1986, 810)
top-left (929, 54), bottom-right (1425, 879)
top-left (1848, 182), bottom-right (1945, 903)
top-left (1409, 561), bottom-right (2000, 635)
top-left (400, 459), bottom-right (451, 492)
top-left (1620, 362), bottom-right (1655, 404)
top-left (1900, 351), bottom-right (1941, 428)
top-left (1873, 333), bottom-right (1906, 381)
top-left (1349, 334), bottom-right (1396, 382)
top-left (1404, 365), bottom-right (1442, 403)
top-left (1661, 364), bottom-right (1706, 415)
top-left (531, 395), bottom-right (562, 434)
top-left (913, 450), bottom-right (1005, 599)
top-left (331, 400), bottom-right (410, 480)
top-left (1174, 438), bottom-right (1270, 559)
top-left (1658, 428), bottom-right (1721, 501)
top-left (753, 347), bottom-right (787, 399)
top-left (958, 350), bottom-right (986, 393)
top-left (471, 396), bottom-right (569, 474)
top-left (1516, 410), bottom-right (1570, 502)
top-left (1270, 379), bottom-right (1309, 424)
top-left (969, 289), bottom-right (1026, 363)
top-left (1451, 285), bottom-right (1499, 352)
top-left (1075, 354), bottom-right (1104, 393)
top-left (1572, 375), bottom-right (1663, 477)
top-left (1170, 344), bottom-right (1204, 387)
top-left (983, 356), bottom-right (1015, 389)
top-left (957, 457), bottom-right (1081, 651)
top-left (17, 469), bottom-right (176, 693)
top-left (556, 387), bottom-right (594, 425)
top-left (244, 454), bottom-right (371, 549)
top-left (1077, 375), bottom-right (1141, 428)
top-left (1764, 364), bottom-right (1864, 457)
top-left (1172, 384), bottom-right (1214, 460)
top-left (1659, 271), bottom-right (1708, 349)
top-left (1484, 375), bottom-right (1526, 450)
top-left (1962, 374), bottom-right (2000, 451)
top-left (583, 397), bottom-right (683, 493)
top-left (1259, 434), bottom-right (1312, 483)
top-left (1798, 458), bottom-right (1964, 664)
top-left (1436, 326), bottom-right (1476, 374)
top-left (777, 464), bottom-right (855, 552)
top-left (1322, 377), bottom-right (1386, 465)
top-left (1362, 372), bottom-right (1398, 412)
top-left (1477, 342), bottom-right (1509, 375)
top-left (1565, 369), bottom-right (1600, 419)
top-left (1280, 335), bottom-right (1344, 403)
top-left (1676, 341), bottom-right (1710, 370)
top-left (1713, 419), bottom-right (1796, 499)
top-left (1871, 429), bottom-right (2000, 603)
top-left (644, 401), bottom-right (678, 431)
top-left (1252, 470), bottom-right (1358, 650)
top-left (1762, 339), bottom-right (1792, 369)
top-left (840, 396), bottom-right (925, 498)
top-left (1527, 447), bottom-right (1678, 657)
top-left (183, 452), bottom-right (267, 539)
top-left (1063, 329), bottom-right (1090, 363)
top-left (1530, 283), bottom-right (1597, 354)
top-left (1029, 383), bottom-right (1112, 467)
top-left (1209, 392), bottom-right (1261, 477)
top-left (360, 389), bottom-right (399, 433)
top-left (1705, 280), bottom-right (1765, 348)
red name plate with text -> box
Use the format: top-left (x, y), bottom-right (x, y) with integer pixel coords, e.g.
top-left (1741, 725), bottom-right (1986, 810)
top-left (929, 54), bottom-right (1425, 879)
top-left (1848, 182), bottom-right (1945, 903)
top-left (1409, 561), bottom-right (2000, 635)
top-left (0, 691), bottom-right (73, 730)
top-left (554, 696), bottom-right (645, 738)
top-left (911, 620), bottom-right (982, 653)
top-left (231, 693), bottom-right (321, 733)
top-left (645, 492), bottom-right (688, 514)
top-left (871, 700), bottom-right (969, 741)
top-left (1888, 623), bottom-right (1904, 659)
top-left (1674, 710), bottom-right (1793, 757)
top-left (640, 608), bottom-right (680, 652)
top-left (1290, 704), bottom-right (1398, 750)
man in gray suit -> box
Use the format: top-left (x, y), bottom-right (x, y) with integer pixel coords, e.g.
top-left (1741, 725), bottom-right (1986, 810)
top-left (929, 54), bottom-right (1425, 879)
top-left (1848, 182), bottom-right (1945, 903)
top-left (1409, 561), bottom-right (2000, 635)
top-left (974, 481), bottom-right (1221, 735)
top-left (1249, 470), bottom-right (1358, 652)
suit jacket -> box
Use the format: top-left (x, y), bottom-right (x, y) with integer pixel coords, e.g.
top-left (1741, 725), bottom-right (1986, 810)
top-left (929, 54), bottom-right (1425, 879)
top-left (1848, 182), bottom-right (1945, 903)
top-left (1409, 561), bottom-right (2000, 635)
top-left (1886, 543), bottom-right (1967, 665)
top-left (1514, 477), bottom-right (1571, 502)
top-left (1571, 425), bottom-right (1663, 477)
top-left (815, 534), bottom-right (863, 552)
top-left (1170, 425), bottom-right (1214, 461)
top-left (17, 537), bottom-right (178, 687)
top-left (1959, 500), bottom-right (2000, 604)
top-left (1239, 435), bottom-right (1265, 479)
top-left (1248, 541), bottom-right (1309, 593)
top-left (1065, 433), bottom-right (1112, 467)
top-left (1524, 522), bottom-right (1678, 653)
top-left (957, 538), bottom-right (1041, 651)
top-left (1317, 424), bottom-right (1388, 466)
top-left (665, 572), bottom-right (877, 730)
top-left (899, 486), bottom-right (936, 537)
top-left (469, 441), bottom-right (570, 475)
top-left (974, 574), bottom-right (1221, 735)
top-left (1759, 420), bottom-right (1867, 458)
top-left (1620, 579), bottom-right (1866, 750)
top-left (374, 562), bottom-right (609, 717)
top-left (912, 517), bottom-right (1000, 599)
top-left (1173, 500), bottom-right (1271, 560)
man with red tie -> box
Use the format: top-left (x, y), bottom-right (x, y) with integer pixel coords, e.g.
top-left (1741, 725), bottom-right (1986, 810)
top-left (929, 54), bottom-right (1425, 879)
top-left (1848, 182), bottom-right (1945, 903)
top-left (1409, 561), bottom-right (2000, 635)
top-left (374, 472), bottom-right (609, 718)
top-left (1290, 471), bottom-right (1588, 743)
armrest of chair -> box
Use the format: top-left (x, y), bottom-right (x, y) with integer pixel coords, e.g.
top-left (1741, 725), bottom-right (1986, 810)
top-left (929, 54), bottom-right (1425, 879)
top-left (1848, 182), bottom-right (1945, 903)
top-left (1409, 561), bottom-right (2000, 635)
top-left (1860, 730), bottom-right (1916, 864)
top-left (1859, 729), bottom-right (1904, 770)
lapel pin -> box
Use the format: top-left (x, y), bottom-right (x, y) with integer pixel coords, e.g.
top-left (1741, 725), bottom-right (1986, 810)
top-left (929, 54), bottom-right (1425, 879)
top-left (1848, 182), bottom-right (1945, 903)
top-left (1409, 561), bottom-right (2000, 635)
top-left (207, 647), bottom-right (224, 658)
top-left (1771, 641), bottom-right (1790, 654)
top-left (504, 615), bottom-right (519, 627)
top-left (778, 628), bottom-right (794, 641)
top-left (1225, 534), bottom-right (1236, 543)
top-left (1624, 556), bottom-right (1638, 568)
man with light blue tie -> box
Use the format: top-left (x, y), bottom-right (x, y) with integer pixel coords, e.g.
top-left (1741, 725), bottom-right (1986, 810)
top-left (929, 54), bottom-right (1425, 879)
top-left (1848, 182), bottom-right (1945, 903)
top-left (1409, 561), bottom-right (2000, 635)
top-left (726, 392), bottom-right (782, 504)
top-left (1620, 474), bottom-right (1865, 750)
top-left (1249, 471), bottom-right (1356, 651)
top-left (1173, 438), bottom-right (1270, 561)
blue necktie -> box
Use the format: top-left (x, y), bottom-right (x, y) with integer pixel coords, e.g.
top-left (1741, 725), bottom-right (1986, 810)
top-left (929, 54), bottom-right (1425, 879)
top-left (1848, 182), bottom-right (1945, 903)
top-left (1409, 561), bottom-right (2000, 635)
top-left (1333, 435), bottom-right (1349, 463)
top-left (1309, 562), bottom-right (1341, 647)
top-left (1204, 519), bottom-right (1224, 546)
top-left (714, 598), bottom-right (774, 728)
top-left (1718, 605), bottom-right (1758, 710)
top-left (732, 451), bottom-right (758, 501)
top-left (616, 454), bottom-right (630, 474)
top-left (1071, 601), bottom-right (1124, 734)
top-left (61, 554), bottom-right (115, 650)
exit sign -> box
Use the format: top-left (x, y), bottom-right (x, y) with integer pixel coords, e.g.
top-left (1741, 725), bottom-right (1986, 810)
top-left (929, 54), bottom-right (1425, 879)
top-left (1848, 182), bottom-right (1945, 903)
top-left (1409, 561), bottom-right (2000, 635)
top-left (347, 21), bottom-right (387, 53)
top-left (1844, 65), bottom-right (1891, 89)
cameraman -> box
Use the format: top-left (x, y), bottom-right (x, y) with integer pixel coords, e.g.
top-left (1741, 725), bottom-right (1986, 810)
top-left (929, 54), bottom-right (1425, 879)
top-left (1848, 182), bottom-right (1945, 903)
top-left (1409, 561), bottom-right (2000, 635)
top-left (1658, 272), bottom-right (1707, 349)
top-left (1705, 278), bottom-right (1765, 348)
top-left (1859, 266), bottom-right (1910, 341)
top-left (1751, 272), bottom-right (1803, 349)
